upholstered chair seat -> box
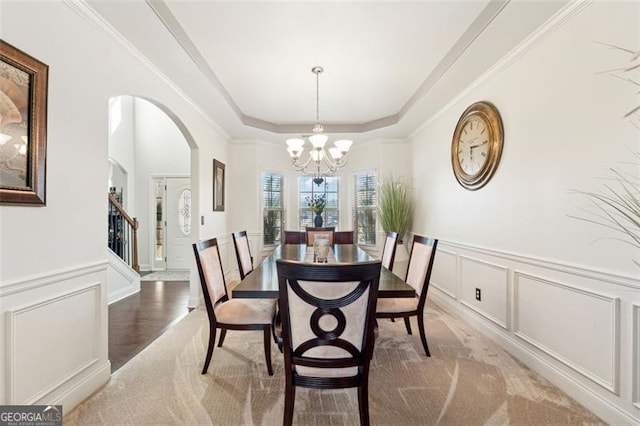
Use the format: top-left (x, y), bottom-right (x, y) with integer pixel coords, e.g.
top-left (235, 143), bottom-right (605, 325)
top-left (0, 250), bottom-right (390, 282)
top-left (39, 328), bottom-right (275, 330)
top-left (215, 298), bottom-right (277, 324)
top-left (376, 296), bottom-right (419, 313)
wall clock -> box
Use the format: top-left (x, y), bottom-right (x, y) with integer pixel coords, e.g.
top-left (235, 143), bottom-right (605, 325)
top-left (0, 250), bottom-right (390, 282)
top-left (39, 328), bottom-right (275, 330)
top-left (451, 101), bottom-right (504, 190)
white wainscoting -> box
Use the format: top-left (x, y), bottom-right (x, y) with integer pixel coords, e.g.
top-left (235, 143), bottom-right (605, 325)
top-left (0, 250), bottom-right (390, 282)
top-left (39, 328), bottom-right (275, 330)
top-left (6, 284), bottom-right (101, 403)
top-left (0, 262), bottom-right (110, 410)
top-left (513, 272), bottom-right (619, 393)
top-left (459, 255), bottom-right (509, 329)
top-left (430, 248), bottom-right (458, 299)
top-left (427, 240), bottom-right (639, 425)
top-left (107, 249), bottom-right (140, 304)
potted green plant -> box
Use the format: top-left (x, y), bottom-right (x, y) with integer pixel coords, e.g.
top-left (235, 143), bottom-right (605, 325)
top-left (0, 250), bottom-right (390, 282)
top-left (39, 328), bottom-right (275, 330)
top-left (377, 176), bottom-right (414, 277)
top-left (570, 44), bottom-right (640, 267)
top-left (377, 176), bottom-right (414, 243)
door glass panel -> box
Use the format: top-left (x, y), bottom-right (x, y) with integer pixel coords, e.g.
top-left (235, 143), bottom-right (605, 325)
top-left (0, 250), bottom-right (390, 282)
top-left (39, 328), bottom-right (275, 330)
top-left (155, 180), bottom-right (164, 261)
top-left (178, 189), bottom-right (191, 236)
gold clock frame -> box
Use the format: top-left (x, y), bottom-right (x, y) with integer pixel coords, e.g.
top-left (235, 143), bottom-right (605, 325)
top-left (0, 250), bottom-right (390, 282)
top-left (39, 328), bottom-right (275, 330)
top-left (451, 101), bottom-right (504, 191)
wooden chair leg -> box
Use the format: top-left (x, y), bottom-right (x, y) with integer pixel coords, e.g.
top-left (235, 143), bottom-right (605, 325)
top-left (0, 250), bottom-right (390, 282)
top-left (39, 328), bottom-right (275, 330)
top-left (273, 311), bottom-right (283, 352)
top-left (202, 325), bottom-right (217, 374)
top-left (417, 315), bottom-right (431, 357)
top-left (403, 317), bottom-right (412, 335)
top-left (358, 381), bottom-right (370, 426)
top-left (264, 326), bottom-right (273, 376)
top-left (283, 376), bottom-right (295, 426)
top-left (217, 328), bottom-right (227, 347)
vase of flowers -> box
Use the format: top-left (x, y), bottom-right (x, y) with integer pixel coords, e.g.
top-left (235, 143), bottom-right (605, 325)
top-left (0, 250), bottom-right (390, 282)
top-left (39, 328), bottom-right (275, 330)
top-left (306, 194), bottom-right (326, 227)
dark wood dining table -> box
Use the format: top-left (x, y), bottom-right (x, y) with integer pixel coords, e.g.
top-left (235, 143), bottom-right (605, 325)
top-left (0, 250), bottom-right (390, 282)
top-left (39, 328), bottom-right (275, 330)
top-left (232, 244), bottom-right (415, 299)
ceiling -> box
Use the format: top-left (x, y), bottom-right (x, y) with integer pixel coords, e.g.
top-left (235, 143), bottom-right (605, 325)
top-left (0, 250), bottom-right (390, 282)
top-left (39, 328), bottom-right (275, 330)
top-left (86, 0), bottom-right (568, 144)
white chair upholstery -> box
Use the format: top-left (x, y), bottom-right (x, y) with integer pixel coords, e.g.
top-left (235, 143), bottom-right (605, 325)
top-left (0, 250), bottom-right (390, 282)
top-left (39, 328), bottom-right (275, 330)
top-left (232, 230), bottom-right (254, 280)
top-left (305, 227), bottom-right (335, 246)
top-left (380, 231), bottom-right (399, 270)
top-left (376, 235), bottom-right (438, 357)
top-left (193, 237), bottom-right (276, 375)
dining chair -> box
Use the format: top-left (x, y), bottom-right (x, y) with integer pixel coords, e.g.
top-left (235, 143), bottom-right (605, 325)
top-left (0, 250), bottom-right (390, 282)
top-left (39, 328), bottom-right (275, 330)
top-left (276, 259), bottom-right (381, 426)
top-left (305, 226), bottom-right (335, 246)
top-left (284, 230), bottom-right (306, 244)
top-left (232, 230), bottom-right (253, 280)
top-left (334, 230), bottom-right (355, 244)
top-left (376, 235), bottom-right (438, 356)
top-left (193, 237), bottom-right (276, 375)
top-left (380, 231), bottom-right (399, 270)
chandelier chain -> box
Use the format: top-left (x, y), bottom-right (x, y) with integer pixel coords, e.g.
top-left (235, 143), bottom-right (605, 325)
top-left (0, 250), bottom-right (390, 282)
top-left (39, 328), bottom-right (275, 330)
top-left (316, 70), bottom-right (320, 126)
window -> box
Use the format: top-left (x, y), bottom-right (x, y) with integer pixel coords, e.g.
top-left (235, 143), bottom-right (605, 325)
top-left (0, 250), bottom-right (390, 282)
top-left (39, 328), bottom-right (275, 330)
top-left (354, 171), bottom-right (376, 245)
top-left (298, 176), bottom-right (339, 229)
top-left (263, 172), bottom-right (283, 245)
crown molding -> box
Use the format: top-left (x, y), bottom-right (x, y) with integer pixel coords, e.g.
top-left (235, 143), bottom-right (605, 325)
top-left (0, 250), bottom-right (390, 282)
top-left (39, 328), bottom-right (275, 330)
top-left (409, 0), bottom-right (592, 139)
top-left (63, 0), bottom-right (230, 141)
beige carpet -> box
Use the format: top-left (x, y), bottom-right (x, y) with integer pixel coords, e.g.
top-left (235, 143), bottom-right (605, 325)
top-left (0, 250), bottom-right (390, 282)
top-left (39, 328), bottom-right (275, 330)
top-left (66, 302), bottom-right (603, 425)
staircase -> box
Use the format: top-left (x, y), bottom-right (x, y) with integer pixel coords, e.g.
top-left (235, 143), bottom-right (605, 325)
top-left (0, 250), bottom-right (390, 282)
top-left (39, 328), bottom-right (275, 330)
top-left (108, 190), bottom-right (139, 272)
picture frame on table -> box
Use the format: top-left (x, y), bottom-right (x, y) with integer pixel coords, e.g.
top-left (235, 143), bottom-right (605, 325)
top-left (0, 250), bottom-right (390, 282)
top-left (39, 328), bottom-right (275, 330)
top-left (0, 40), bottom-right (49, 205)
top-left (213, 159), bottom-right (225, 211)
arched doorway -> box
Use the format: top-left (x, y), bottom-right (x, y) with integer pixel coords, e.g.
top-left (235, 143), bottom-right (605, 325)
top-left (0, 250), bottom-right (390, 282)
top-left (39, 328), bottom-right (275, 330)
top-left (107, 95), bottom-right (198, 371)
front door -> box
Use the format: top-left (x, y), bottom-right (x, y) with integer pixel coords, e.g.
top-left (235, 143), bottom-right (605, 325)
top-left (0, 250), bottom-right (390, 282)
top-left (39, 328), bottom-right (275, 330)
top-left (166, 177), bottom-right (192, 269)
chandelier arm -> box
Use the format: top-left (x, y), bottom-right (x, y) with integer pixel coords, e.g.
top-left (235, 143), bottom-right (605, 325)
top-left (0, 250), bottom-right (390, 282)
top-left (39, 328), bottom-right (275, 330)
top-left (322, 155), bottom-right (338, 173)
top-left (291, 155), bottom-right (313, 172)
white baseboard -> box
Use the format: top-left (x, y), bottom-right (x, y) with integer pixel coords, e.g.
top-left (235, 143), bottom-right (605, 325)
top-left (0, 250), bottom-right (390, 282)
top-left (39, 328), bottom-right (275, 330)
top-left (52, 361), bottom-right (111, 414)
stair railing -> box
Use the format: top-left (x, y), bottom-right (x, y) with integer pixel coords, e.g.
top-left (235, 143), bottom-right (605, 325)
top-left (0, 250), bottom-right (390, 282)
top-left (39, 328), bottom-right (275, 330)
top-left (108, 193), bottom-right (139, 272)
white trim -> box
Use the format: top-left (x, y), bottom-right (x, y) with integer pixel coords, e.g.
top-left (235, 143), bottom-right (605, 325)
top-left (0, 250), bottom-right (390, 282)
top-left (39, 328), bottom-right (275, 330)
top-left (0, 261), bottom-right (107, 297)
top-left (6, 283), bottom-right (102, 404)
top-left (430, 248), bottom-right (458, 300)
top-left (439, 239), bottom-right (639, 290)
top-left (409, 0), bottom-right (592, 139)
top-left (107, 249), bottom-right (140, 304)
top-left (63, 0), bottom-right (230, 139)
top-left (47, 361), bottom-right (111, 411)
top-left (458, 255), bottom-right (509, 329)
top-left (513, 271), bottom-right (620, 393)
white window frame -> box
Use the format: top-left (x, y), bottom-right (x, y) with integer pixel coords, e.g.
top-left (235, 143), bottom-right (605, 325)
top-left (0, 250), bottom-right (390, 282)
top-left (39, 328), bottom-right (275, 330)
top-left (262, 171), bottom-right (284, 246)
top-left (353, 170), bottom-right (377, 245)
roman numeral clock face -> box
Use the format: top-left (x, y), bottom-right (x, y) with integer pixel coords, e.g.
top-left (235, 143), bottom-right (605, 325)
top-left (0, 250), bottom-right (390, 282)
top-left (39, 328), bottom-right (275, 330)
top-left (451, 101), bottom-right (504, 190)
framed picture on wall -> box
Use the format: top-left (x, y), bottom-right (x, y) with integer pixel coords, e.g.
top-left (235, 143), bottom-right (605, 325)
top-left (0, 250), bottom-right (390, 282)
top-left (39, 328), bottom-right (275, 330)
top-left (213, 159), bottom-right (225, 211)
top-left (0, 40), bottom-right (49, 205)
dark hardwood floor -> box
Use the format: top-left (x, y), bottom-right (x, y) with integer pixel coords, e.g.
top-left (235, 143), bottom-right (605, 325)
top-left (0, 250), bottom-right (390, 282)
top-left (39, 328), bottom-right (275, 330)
top-left (108, 277), bottom-right (191, 372)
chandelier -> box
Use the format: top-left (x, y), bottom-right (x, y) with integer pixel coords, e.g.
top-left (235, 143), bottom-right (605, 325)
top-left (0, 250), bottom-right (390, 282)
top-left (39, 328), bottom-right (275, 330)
top-left (286, 66), bottom-right (352, 186)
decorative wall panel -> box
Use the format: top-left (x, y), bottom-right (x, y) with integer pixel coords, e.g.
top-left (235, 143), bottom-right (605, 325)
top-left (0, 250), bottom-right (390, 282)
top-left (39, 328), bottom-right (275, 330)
top-left (6, 283), bottom-right (101, 403)
top-left (459, 255), bottom-right (508, 328)
top-left (430, 249), bottom-right (458, 299)
top-left (514, 272), bottom-right (619, 392)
